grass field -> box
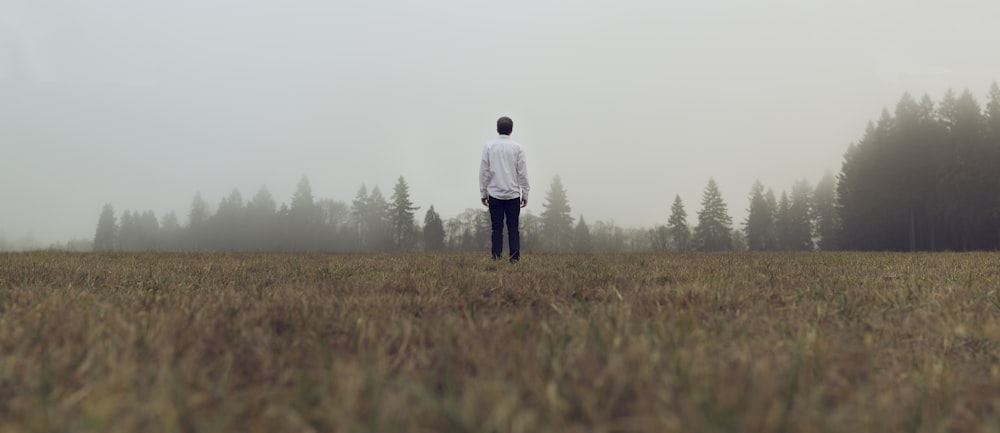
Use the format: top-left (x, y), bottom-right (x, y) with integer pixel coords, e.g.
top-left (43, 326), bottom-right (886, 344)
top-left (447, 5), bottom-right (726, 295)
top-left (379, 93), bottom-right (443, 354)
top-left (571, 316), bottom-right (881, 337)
top-left (2, 251), bottom-right (1000, 432)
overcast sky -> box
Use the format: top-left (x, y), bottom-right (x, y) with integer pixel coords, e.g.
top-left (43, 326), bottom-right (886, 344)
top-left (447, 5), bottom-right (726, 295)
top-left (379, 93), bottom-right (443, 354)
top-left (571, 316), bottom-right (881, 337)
top-left (3, 0), bottom-right (1000, 245)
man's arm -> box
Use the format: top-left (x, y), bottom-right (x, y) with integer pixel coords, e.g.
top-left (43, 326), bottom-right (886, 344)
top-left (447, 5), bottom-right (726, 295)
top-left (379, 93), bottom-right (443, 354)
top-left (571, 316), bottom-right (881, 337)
top-left (479, 144), bottom-right (490, 206)
top-left (517, 146), bottom-right (529, 207)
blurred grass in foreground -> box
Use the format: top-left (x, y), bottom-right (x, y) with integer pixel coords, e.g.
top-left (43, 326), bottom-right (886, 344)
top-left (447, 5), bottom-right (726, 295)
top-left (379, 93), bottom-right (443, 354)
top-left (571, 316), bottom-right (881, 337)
top-left (1, 251), bottom-right (1000, 432)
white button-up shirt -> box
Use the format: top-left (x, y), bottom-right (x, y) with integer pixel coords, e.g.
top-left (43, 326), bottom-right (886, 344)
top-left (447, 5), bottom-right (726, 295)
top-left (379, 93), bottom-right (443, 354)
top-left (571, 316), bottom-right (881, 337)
top-left (479, 135), bottom-right (530, 201)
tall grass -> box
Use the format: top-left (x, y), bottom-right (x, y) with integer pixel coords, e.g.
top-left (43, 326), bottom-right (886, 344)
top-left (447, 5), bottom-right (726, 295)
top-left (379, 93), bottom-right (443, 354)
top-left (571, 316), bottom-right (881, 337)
top-left (1, 251), bottom-right (999, 432)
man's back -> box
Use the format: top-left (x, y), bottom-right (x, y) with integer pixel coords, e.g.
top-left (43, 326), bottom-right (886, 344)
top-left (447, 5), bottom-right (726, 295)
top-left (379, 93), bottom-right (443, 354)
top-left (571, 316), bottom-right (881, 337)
top-left (480, 135), bottom-right (529, 202)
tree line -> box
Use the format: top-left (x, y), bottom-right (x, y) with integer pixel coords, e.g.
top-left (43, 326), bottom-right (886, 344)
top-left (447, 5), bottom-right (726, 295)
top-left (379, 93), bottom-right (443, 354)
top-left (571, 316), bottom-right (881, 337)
top-left (91, 174), bottom-right (657, 253)
top-left (837, 85), bottom-right (1000, 250)
top-left (654, 84), bottom-right (1000, 252)
top-left (96, 176), bottom-right (424, 252)
top-left (88, 83), bottom-right (1000, 253)
top-left (88, 171), bottom-right (822, 253)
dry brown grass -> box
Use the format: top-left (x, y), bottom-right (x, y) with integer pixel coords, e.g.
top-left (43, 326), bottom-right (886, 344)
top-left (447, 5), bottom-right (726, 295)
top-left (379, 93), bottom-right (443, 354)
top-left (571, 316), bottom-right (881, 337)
top-left (2, 251), bottom-right (1000, 432)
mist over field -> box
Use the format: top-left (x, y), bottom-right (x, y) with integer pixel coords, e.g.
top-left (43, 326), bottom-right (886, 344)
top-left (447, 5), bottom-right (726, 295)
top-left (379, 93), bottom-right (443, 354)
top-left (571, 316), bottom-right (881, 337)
top-left (3, 1), bottom-right (1000, 247)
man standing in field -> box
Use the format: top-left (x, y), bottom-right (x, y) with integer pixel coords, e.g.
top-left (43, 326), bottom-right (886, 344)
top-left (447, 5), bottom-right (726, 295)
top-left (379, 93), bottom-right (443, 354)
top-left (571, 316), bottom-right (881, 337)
top-left (480, 116), bottom-right (530, 263)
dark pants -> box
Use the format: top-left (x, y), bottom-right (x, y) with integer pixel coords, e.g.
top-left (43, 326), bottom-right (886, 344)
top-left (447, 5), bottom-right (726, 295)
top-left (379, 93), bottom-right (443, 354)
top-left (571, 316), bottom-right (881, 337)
top-left (488, 196), bottom-right (521, 261)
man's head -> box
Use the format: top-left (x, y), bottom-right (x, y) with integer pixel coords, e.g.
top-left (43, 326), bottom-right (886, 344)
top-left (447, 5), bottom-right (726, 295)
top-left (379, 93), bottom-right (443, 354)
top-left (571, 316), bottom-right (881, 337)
top-left (497, 116), bottom-right (513, 135)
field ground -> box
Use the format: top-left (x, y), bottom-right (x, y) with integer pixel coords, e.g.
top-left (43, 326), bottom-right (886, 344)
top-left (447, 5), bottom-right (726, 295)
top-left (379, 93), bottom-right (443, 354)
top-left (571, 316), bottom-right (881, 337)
top-left (2, 251), bottom-right (1000, 432)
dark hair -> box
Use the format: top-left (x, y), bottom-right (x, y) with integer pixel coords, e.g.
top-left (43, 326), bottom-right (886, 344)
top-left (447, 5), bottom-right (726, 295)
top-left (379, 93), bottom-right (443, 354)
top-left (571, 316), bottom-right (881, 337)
top-left (497, 116), bottom-right (513, 135)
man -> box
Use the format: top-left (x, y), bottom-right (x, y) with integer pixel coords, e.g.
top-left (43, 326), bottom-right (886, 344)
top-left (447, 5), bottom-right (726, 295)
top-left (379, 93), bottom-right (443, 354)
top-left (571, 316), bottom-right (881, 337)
top-left (479, 116), bottom-right (530, 262)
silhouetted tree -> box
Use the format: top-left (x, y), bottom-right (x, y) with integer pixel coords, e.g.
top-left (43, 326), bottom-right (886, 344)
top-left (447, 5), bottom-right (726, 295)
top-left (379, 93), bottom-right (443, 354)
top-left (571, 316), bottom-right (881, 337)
top-left (318, 198), bottom-right (350, 250)
top-left (276, 202), bottom-right (291, 249)
top-left (138, 210), bottom-right (159, 250)
top-left (650, 225), bottom-right (670, 252)
top-left (289, 176), bottom-right (321, 250)
top-left (813, 171), bottom-right (839, 250)
top-left (247, 186), bottom-right (277, 250)
top-left (187, 192), bottom-right (210, 250)
top-left (744, 180), bottom-right (777, 251)
top-left (730, 228), bottom-right (747, 252)
top-left (119, 210), bottom-right (138, 251)
top-left (692, 178), bottom-right (732, 251)
top-left (160, 211), bottom-right (181, 251)
top-left (667, 195), bottom-right (690, 251)
top-left (591, 220), bottom-right (625, 252)
top-left (94, 203), bottom-right (117, 251)
top-left (623, 227), bottom-right (652, 252)
top-left (475, 209), bottom-right (492, 250)
top-left (366, 186), bottom-right (391, 250)
top-left (987, 82), bottom-right (1000, 138)
top-left (939, 90), bottom-right (988, 250)
top-left (775, 191), bottom-right (792, 250)
top-left (446, 208), bottom-right (489, 251)
top-left (422, 205), bottom-right (445, 251)
top-left (519, 211), bottom-right (540, 251)
top-left (786, 178), bottom-right (814, 250)
top-left (986, 82), bottom-right (1000, 242)
top-left (349, 184), bottom-right (369, 250)
top-left (389, 176), bottom-right (420, 250)
top-left (894, 94), bottom-right (942, 251)
top-left (573, 215), bottom-right (592, 253)
top-left (540, 175), bottom-right (574, 251)
top-left (212, 188), bottom-right (245, 250)
top-left (837, 124), bottom-right (873, 249)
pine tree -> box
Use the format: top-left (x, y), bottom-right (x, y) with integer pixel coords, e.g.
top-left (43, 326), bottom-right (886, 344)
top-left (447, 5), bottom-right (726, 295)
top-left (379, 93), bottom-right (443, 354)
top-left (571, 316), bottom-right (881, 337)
top-left (775, 191), bottom-right (791, 250)
top-left (837, 119), bottom-right (890, 250)
top-left (290, 176), bottom-right (317, 224)
top-left (893, 93), bottom-right (942, 251)
top-left (389, 176), bottom-right (420, 250)
top-left (692, 178), bottom-right (732, 251)
top-left (573, 215), bottom-right (592, 253)
top-left (139, 210), bottom-right (159, 250)
top-left (188, 192), bottom-right (210, 250)
top-left (289, 177), bottom-right (320, 250)
top-left (667, 195), bottom-right (690, 251)
top-left (94, 203), bottom-right (117, 251)
top-left (248, 186), bottom-right (277, 250)
top-left (350, 184), bottom-right (369, 250)
top-left (987, 82), bottom-right (1000, 139)
top-left (367, 186), bottom-right (391, 250)
top-left (214, 188), bottom-right (245, 250)
top-left (744, 180), bottom-right (777, 251)
top-left (813, 171), bottom-right (839, 250)
top-left (422, 205), bottom-right (445, 251)
top-left (730, 228), bottom-right (748, 252)
top-left (540, 175), bottom-right (574, 251)
top-left (938, 89), bottom-right (986, 250)
top-left (250, 186), bottom-right (277, 214)
top-left (986, 83), bottom-right (1000, 243)
top-left (160, 211), bottom-right (181, 251)
top-left (787, 178), bottom-right (814, 250)
top-left (765, 188), bottom-right (778, 223)
top-left (119, 210), bottom-right (137, 251)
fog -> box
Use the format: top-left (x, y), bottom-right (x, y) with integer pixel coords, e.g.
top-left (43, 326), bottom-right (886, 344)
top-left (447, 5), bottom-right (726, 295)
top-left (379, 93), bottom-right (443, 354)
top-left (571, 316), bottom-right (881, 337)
top-left (3, 0), bottom-right (1000, 246)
